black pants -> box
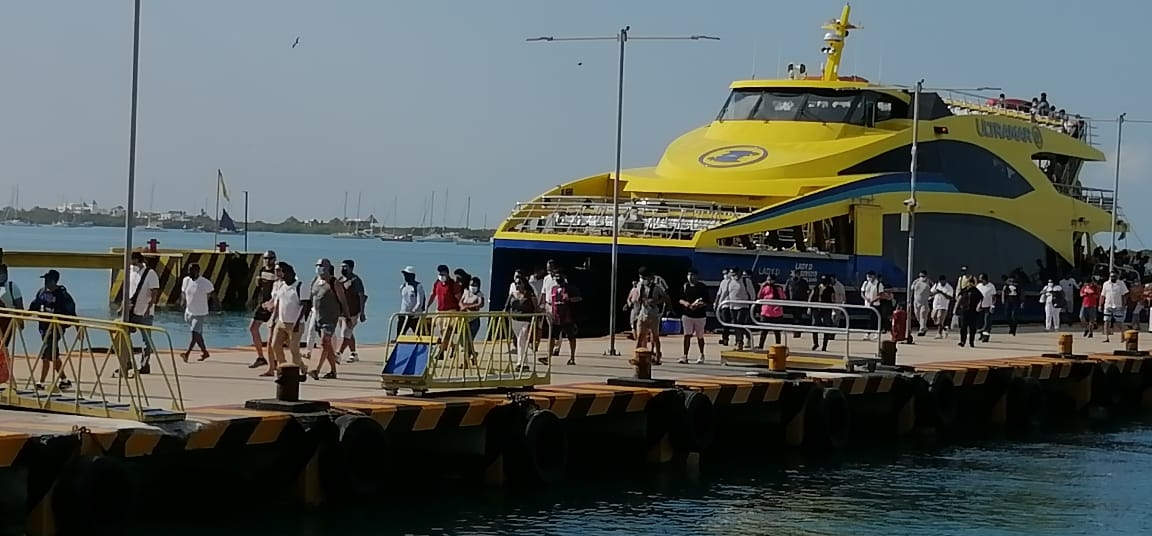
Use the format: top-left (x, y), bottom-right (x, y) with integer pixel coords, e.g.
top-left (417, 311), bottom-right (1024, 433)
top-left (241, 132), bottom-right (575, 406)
top-left (1005, 306), bottom-right (1018, 335)
top-left (811, 310), bottom-right (834, 351)
top-left (959, 311), bottom-right (980, 346)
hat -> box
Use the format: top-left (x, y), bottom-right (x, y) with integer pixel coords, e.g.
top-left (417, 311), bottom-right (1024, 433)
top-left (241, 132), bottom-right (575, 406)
top-left (263, 250), bottom-right (277, 259)
top-left (315, 258), bottom-right (331, 267)
top-left (402, 266), bottom-right (416, 275)
top-left (40, 269), bottom-right (60, 281)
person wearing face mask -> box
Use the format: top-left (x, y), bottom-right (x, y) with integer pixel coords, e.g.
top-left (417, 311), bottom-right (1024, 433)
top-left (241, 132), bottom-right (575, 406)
top-left (910, 271), bottom-right (933, 338)
top-left (0, 264), bottom-right (25, 347)
top-left (714, 267), bottom-right (751, 351)
top-left (336, 259), bottom-right (368, 364)
top-left (307, 259), bottom-right (349, 380)
top-left (247, 251), bottom-right (278, 370)
top-left (860, 271), bottom-right (884, 340)
top-left (546, 273), bottom-right (580, 365)
top-left (679, 269), bottom-right (709, 364)
top-left (429, 264), bottom-right (462, 349)
top-left (1040, 277), bottom-right (1065, 332)
top-left (398, 266), bottom-right (426, 336)
top-left (632, 268), bottom-right (668, 362)
top-left (302, 258), bottom-right (334, 356)
top-left (1101, 272), bottom-right (1128, 343)
top-left (460, 276), bottom-right (486, 361)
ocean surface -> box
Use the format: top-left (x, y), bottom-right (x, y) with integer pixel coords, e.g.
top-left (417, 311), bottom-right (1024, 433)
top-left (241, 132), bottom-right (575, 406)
top-left (6, 226), bottom-right (1152, 535)
top-left (0, 225), bottom-right (491, 347)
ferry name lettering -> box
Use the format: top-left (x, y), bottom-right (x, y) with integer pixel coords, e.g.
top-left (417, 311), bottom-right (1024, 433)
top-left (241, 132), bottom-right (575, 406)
top-left (975, 118), bottom-right (1041, 146)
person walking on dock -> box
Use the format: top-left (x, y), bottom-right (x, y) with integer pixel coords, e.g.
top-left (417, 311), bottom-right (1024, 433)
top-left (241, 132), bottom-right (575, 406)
top-left (268, 262), bottom-right (310, 379)
top-left (1001, 277), bottom-right (1022, 336)
top-left (123, 252), bottom-right (159, 375)
top-left (754, 274), bottom-right (785, 351)
top-left (1101, 272), bottom-right (1128, 343)
top-left (715, 267), bottom-right (752, 351)
top-left (1079, 277), bottom-right (1101, 338)
top-left (1040, 278), bottom-right (1065, 332)
top-left (860, 271), bottom-right (884, 340)
top-left (956, 279), bottom-right (983, 348)
top-left (178, 263), bottom-right (214, 362)
top-left (247, 251), bottom-right (278, 370)
top-left (0, 264), bottom-right (24, 345)
top-left (975, 273), bottom-right (997, 343)
top-left (28, 270), bottom-right (75, 391)
top-left (910, 271), bottom-right (933, 338)
top-left (504, 279), bottom-right (537, 372)
top-left (308, 259), bottom-right (349, 380)
top-left (930, 275), bottom-right (954, 339)
top-left (679, 269), bottom-right (710, 364)
top-left (632, 267), bottom-right (667, 363)
top-left (398, 266), bottom-right (426, 336)
top-left (546, 272), bottom-right (579, 365)
top-left (337, 259), bottom-right (368, 364)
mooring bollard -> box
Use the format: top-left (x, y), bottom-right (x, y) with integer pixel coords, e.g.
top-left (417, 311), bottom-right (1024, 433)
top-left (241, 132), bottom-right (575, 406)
top-left (880, 340), bottom-right (898, 367)
top-left (1058, 333), bottom-right (1074, 355)
top-left (275, 364), bottom-right (301, 402)
top-left (631, 348), bottom-right (653, 380)
top-left (767, 345), bottom-right (789, 372)
top-left (1124, 330), bottom-right (1139, 353)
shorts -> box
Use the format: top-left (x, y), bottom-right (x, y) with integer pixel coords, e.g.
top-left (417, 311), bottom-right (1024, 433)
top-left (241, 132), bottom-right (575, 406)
top-left (550, 322), bottom-right (577, 339)
top-left (185, 312), bottom-right (206, 333)
top-left (342, 316), bottom-right (359, 335)
top-left (1080, 307), bottom-right (1098, 323)
top-left (1104, 307), bottom-right (1125, 323)
top-left (682, 316), bottom-right (707, 337)
top-left (314, 318), bottom-right (337, 337)
top-left (252, 307), bottom-right (273, 323)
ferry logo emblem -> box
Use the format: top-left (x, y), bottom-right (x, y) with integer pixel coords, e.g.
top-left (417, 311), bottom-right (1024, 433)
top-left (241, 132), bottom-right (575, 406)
top-left (699, 145), bottom-right (769, 168)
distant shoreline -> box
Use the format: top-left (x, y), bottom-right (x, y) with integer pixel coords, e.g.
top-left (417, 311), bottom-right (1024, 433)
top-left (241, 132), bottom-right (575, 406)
top-left (0, 208), bottom-right (496, 239)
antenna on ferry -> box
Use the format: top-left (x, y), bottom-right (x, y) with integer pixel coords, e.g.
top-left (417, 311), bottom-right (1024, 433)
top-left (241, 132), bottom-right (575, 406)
top-left (820, 3), bottom-right (860, 82)
top-left (751, 37), bottom-right (758, 78)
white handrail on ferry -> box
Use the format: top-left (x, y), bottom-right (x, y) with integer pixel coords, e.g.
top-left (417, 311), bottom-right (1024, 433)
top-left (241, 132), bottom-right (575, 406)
top-left (716, 298), bottom-right (883, 370)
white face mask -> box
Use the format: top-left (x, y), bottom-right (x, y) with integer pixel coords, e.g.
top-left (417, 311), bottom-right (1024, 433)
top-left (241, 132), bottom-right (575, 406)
top-left (438, 274), bottom-right (448, 282)
top-left (469, 285), bottom-right (479, 292)
top-left (316, 266), bottom-right (324, 276)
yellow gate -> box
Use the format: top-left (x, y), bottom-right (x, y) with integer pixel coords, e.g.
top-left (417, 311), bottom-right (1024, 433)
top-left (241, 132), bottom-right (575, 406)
top-left (0, 307), bottom-right (185, 422)
top-left (380, 311), bottom-right (551, 395)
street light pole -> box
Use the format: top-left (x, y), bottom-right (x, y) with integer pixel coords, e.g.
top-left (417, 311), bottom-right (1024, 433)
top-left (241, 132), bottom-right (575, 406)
top-left (121, 0), bottom-right (142, 323)
top-left (527, 29), bottom-right (718, 356)
top-left (903, 79), bottom-right (923, 343)
top-left (1108, 112), bottom-right (1126, 277)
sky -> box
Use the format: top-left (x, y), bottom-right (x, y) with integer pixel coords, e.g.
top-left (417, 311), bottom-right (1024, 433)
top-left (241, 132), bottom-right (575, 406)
top-left (0, 0), bottom-right (1149, 246)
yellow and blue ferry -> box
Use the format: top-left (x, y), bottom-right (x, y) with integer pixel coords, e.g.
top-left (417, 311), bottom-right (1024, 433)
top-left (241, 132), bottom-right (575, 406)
top-left (491, 5), bottom-right (1120, 334)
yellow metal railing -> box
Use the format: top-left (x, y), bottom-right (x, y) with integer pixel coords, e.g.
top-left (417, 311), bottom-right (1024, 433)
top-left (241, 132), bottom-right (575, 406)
top-left (380, 311), bottom-right (551, 395)
top-left (0, 307), bottom-right (185, 422)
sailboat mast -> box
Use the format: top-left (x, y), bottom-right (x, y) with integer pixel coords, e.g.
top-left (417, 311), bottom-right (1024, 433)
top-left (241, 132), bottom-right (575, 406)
top-left (429, 190), bottom-right (436, 233)
top-left (465, 197), bottom-right (471, 229)
top-left (442, 186), bottom-right (449, 231)
top-left (355, 191), bottom-right (362, 233)
top-left (392, 195), bottom-right (398, 229)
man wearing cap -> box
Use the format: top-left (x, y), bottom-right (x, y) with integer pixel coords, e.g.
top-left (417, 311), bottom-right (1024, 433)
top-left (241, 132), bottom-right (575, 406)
top-left (336, 259), bottom-right (368, 363)
top-left (124, 251), bottom-right (160, 374)
top-left (306, 258), bottom-right (348, 379)
top-left (302, 258), bottom-right (332, 355)
top-left (398, 266), bottom-right (426, 336)
top-left (28, 270), bottom-right (76, 391)
top-left (247, 250), bottom-right (279, 369)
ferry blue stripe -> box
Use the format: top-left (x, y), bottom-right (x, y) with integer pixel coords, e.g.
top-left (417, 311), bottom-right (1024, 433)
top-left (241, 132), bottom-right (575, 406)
top-left (713, 172), bottom-right (957, 230)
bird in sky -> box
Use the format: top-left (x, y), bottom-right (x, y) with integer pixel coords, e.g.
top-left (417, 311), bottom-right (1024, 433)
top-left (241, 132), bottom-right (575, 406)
top-left (577, 61), bottom-right (583, 66)
top-left (292, 36), bottom-right (301, 49)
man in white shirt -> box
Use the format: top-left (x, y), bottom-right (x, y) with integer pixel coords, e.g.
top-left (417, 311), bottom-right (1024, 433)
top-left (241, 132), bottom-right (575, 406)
top-left (860, 271), bottom-right (884, 340)
top-left (1058, 274), bottom-right (1079, 326)
top-left (975, 273), bottom-right (997, 342)
top-left (398, 266), bottom-right (426, 336)
top-left (910, 271), bottom-right (933, 337)
top-left (125, 252), bottom-right (160, 374)
top-left (930, 275), bottom-right (954, 339)
top-left (1101, 272), bottom-right (1129, 343)
top-left (269, 262), bottom-right (311, 377)
top-left (179, 263), bottom-right (214, 362)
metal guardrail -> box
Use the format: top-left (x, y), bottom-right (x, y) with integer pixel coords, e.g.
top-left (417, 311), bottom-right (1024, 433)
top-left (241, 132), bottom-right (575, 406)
top-left (716, 298), bottom-right (883, 370)
top-left (0, 307), bottom-right (185, 422)
top-left (506, 195), bottom-right (752, 239)
top-left (380, 311), bottom-right (551, 395)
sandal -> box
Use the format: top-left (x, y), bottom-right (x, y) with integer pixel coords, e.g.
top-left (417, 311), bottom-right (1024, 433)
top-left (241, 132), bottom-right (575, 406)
top-left (566, 358), bottom-right (575, 365)
top-left (259, 371), bottom-right (274, 377)
top-left (198, 352), bottom-right (210, 361)
top-left (179, 352), bottom-right (189, 363)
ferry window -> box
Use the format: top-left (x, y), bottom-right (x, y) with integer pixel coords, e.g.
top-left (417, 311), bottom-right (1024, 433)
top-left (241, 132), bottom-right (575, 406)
top-left (839, 141), bottom-right (1033, 199)
top-left (717, 88), bottom-right (864, 125)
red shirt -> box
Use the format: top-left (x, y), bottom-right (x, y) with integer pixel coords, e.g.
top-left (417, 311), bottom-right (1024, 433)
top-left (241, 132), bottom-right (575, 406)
top-left (432, 279), bottom-right (460, 311)
top-left (1080, 284), bottom-right (1100, 308)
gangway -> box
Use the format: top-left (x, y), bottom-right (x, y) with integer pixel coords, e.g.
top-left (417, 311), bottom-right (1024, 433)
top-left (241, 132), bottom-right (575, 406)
top-left (716, 298), bottom-right (883, 373)
top-left (380, 311), bottom-right (551, 395)
top-left (0, 307), bottom-right (185, 422)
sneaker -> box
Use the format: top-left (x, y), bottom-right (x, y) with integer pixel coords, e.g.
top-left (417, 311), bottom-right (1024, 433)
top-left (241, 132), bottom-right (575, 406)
top-left (137, 365), bottom-right (151, 375)
top-left (346, 352), bottom-right (359, 363)
top-left (58, 379), bottom-right (72, 390)
top-left (695, 357), bottom-right (705, 364)
top-left (35, 383), bottom-right (44, 391)
top-left (934, 334), bottom-right (943, 340)
top-left (678, 357), bottom-right (688, 364)
top-left (248, 357), bottom-right (268, 369)
top-left (322, 371), bottom-right (337, 380)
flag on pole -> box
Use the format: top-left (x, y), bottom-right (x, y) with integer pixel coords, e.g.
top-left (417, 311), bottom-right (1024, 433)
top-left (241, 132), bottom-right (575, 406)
top-left (217, 169), bottom-right (231, 203)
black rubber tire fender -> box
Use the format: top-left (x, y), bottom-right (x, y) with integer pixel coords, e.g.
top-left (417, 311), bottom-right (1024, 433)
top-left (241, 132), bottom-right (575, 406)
top-left (319, 414), bottom-right (389, 498)
top-left (52, 455), bottom-right (137, 535)
top-left (669, 390), bottom-right (716, 452)
top-left (928, 374), bottom-right (959, 429)
top-left (521, 408), bottom-right (568, 484)
top-left (821, 388), bottom-right (850, 450)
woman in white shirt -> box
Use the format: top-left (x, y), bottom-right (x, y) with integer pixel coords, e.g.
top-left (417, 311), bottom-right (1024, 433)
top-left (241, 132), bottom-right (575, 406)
top-left (179, 263), bottom-right (215, 362)
top-left (460, 276), bottom-right (486, 361)
top-left (1040, 279), bottom-right (1063, 332)
top-left (268, 262), bottom-right (311, 378)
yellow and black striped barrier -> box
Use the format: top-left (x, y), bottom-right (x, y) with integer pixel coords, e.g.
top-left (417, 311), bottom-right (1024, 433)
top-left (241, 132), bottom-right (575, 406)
top-left (108, 249), bottom-right (264, 310)
top-left (0, 306), bottom-right (185, 423)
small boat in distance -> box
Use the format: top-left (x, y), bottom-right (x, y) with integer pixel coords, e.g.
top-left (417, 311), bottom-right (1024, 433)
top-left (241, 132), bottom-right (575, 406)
top-left (378, 233), bottom-right (414, 242)
top-left (455, 237), bottom-right (490, 246)
top-left (414, 232), bottom-right (457, 243)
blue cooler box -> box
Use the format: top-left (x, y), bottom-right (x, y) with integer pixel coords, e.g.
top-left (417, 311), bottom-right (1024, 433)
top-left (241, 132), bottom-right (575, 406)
top-left (660, 318), bottom-right (682, 336)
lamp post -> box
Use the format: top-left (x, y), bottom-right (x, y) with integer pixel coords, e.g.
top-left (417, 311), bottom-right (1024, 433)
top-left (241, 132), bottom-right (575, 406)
top-left (527, 29), bottom-right (719, 356)
top-left (121, 0), bottom-right (142, 323)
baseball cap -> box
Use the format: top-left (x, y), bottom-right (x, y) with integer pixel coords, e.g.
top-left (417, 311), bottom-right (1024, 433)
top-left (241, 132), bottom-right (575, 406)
top-left (263, 250), bottom-right (277, 259)
top-left (315, 258), bottom-right (331, 267)
top-left (40, 269), bottom-right (61, 281)
top-left (402, 266), bottom-right (416, 275)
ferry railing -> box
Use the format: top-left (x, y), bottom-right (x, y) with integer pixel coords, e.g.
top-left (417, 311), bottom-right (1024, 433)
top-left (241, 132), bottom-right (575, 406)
top-left (716, 298), bottom-right (883, 372)
top-left (0, 307), bottom-right (185, 422)
top-left (939, 91), bottom-right (1081, 133)
top-left (380, 311), bottom-right (551, 395)
top-left (507, 196), bottom-right (751, 239)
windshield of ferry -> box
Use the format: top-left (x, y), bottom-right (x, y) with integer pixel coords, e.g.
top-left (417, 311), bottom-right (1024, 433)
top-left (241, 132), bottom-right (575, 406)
top-left (717, 88), bottom-right (869, 123)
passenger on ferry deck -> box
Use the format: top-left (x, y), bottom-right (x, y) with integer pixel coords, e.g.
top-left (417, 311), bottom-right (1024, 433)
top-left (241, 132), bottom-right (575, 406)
top-left (996, 93), bottom-right (1007, 108)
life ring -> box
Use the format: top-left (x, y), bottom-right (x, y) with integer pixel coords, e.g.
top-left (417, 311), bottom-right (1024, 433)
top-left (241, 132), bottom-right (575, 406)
top-left (804, 387), bottom-right (850, 450)
top-left (319, 415), bottom-right (389, 498)
top-left (668, 390), bottom-right (715, 453)
top-left (1006, 376), bottom-right (1044, 432)
top-left (520, 408), bottom-right (567, 484)
top-left (52, 455), bottom-right (137, 535)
